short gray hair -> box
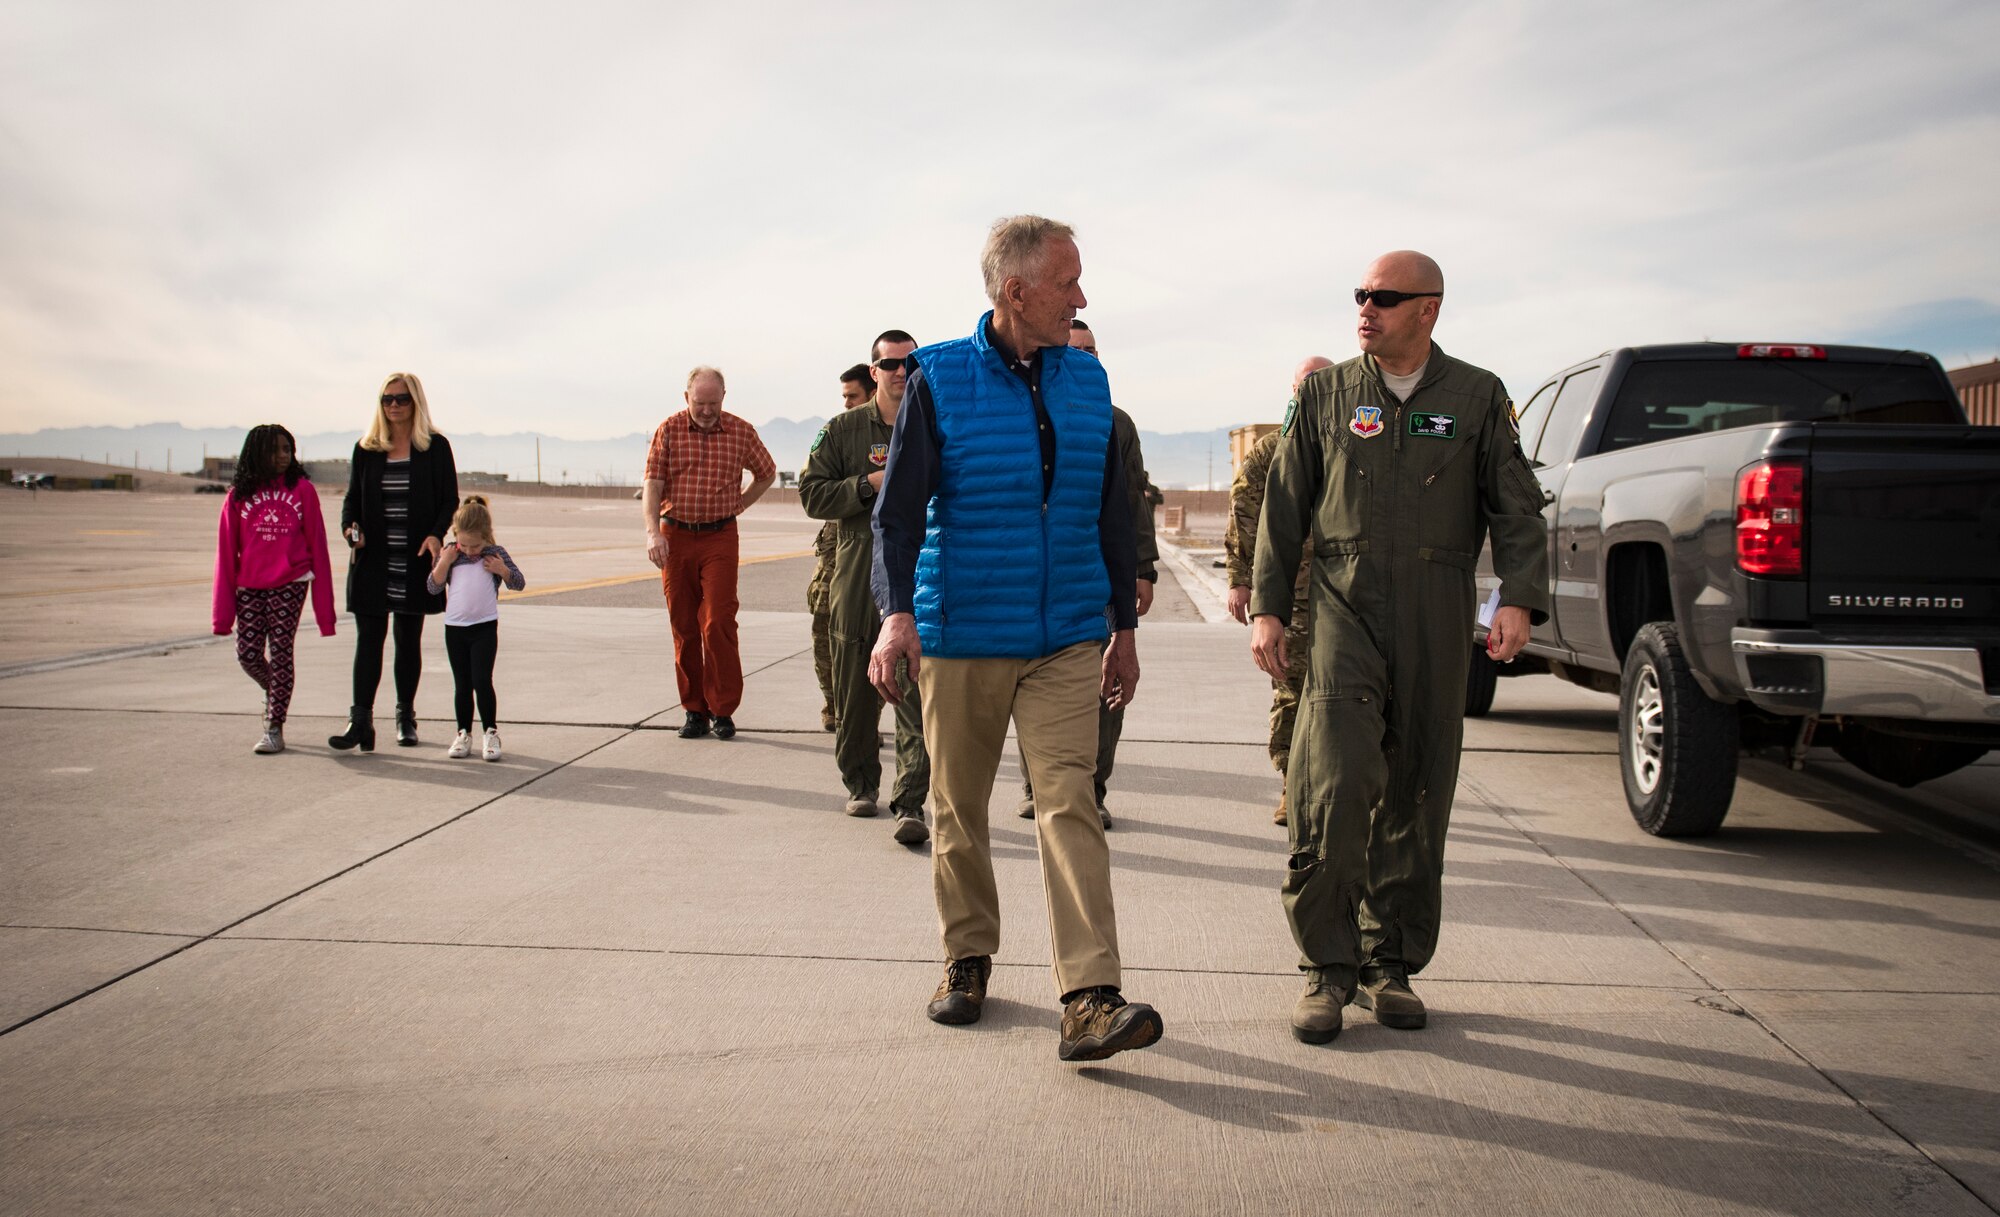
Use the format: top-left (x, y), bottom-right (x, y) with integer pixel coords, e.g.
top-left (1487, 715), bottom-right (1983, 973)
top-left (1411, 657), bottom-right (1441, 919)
top-left (981, 215), bottom-right (1075, 305)
top-left (686, 365), bottom-right (725, 392)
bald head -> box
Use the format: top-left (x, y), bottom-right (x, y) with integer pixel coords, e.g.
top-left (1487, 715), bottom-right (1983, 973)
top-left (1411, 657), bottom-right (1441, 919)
top-left (1292, 355), bottom-right (1334, 395)
top-left (1366, 250), bottom-right (1444, 294)
top-left (1356, 250), bottom-right (1445, 374)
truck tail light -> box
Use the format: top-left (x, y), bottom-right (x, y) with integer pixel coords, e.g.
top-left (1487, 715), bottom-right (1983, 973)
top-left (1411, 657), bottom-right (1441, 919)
top-left (1737, 460), bottom-right (1805, 576)
top-left (1737, 343), bottom-right (1827, 359)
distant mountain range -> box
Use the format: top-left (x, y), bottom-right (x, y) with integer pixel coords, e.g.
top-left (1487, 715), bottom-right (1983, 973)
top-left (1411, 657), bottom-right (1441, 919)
top-left (0, 417), bottom-right (1265, 490)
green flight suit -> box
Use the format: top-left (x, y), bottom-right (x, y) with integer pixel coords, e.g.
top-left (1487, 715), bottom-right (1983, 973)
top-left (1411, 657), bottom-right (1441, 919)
top-left (808, 521), bottom-right (837, 722)
top-left (1018, 405), bottom-right (1159, 810)
top-left (1226, 426), bottom-right (1313, 775)
top-left (1252, 344), bottom-right (1550, 995)
top-left (800, 397), bottom-right (929, 809)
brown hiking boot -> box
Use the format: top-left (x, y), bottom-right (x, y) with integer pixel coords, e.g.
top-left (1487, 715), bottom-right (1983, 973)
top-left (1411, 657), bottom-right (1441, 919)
top-left (1273, 790), bottom-right (1288, 827)
top-left (1354, 977), bottom-right (1427, 1029)
top-left (927, 956), bottom-right (991, 1025)
top-left (820, 708), bottom-right (838, 733)
top-left (1058, 988), bottom-right (1163, 1062)
top-left (1291, 973), bottom-right (1344, 1044)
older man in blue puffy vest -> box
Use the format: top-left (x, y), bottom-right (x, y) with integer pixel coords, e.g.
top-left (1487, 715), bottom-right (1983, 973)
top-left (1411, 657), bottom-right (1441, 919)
top-left (869, 215), bottom-right (1162, 1064)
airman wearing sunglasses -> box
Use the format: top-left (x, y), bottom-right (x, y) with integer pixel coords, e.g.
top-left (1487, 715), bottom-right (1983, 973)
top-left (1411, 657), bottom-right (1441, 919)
top-left (799, 331), bottom-right (933, 846)
top-left (1249, 250), bottom-right (1550, 1045)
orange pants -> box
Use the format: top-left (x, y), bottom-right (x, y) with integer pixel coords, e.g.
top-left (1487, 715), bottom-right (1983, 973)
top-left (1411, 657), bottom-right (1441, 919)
top-left (660, 523), bottom-right (742, 716)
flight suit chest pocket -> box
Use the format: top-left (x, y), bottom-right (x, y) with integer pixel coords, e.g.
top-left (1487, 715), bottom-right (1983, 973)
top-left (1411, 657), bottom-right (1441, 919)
top-left (1315, 425), bottom-right (1374, 547)
top-left (1415, 421), bottom-right (1480, 555)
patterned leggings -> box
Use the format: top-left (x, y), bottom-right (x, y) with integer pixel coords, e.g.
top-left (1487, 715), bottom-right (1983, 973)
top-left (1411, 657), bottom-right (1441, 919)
top-left (236, 582), bottom-right (308, 724)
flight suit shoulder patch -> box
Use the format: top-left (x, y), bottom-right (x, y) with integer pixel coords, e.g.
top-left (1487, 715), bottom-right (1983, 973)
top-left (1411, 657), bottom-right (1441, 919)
top-left (1282, 397), bottom-right (1298, 436)
top-left (810, 426), bottom-right (828, 453)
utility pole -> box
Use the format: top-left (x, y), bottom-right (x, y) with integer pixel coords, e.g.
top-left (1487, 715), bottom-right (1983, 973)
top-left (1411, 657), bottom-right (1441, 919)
top-left (167, 448), bottom-right (172, 473)
top-left (536, 436), bottom-right (543, 484)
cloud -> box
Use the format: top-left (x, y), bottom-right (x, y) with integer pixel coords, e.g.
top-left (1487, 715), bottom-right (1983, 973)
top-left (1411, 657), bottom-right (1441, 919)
top-left (2, 0), bottom-right (1997, 436)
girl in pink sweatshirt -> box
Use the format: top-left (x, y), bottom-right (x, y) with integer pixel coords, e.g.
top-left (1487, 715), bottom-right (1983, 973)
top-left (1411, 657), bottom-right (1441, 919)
top-left (213, 424), bottom-right (336, 753)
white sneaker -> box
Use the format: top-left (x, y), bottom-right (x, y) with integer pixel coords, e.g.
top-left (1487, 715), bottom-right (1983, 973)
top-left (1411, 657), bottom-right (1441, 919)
top-left (447, 730), bottom-right (472, 759)
top-left (482, 728), bottom-right (502, 762)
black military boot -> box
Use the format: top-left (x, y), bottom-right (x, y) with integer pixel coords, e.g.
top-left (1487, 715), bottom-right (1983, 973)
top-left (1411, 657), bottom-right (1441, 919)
top-left (328, 706), bottom-right (375, 752)
top-left (395, 703), bottom-right (419, 747)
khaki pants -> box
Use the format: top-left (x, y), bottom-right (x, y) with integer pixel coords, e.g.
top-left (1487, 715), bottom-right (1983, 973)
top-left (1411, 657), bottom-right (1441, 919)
top-left (919, 640), bottom-right (1121, 997)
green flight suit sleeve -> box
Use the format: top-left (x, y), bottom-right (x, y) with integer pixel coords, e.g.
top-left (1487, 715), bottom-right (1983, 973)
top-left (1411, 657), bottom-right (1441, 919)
top-left (1478, 388), bottom-right (1554, 625)
top-left (1251, 399), bottom-right (1321, 624)
top-left (1113, 408), bottom-right (1158, 583)
top-left (799, 422), bottom-right (872, 522)
top-left (1225, 430), bottom-right (1275, 587)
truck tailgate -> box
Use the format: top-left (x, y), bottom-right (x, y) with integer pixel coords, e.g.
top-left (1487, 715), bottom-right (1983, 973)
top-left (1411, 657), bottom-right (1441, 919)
top-left (1808, 424), bottom-right (2000, 632)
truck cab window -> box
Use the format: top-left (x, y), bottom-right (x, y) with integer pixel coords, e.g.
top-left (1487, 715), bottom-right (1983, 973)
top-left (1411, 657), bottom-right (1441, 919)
top-left (1598, 360), bottom-right (1963, 452)
top-left (1513, 382), bottom-right (1556, 465)
top-left (1536, 365), bottom-right (1606, 465)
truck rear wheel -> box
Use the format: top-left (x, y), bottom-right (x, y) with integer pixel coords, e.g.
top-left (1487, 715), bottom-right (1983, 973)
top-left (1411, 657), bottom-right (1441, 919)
top-left (1620, 622), bottom-right (1737, 836)
top-left (1465, 648), bottom-right (1498, 717)
top-left (1832, 728), bottom-right (1987, 788)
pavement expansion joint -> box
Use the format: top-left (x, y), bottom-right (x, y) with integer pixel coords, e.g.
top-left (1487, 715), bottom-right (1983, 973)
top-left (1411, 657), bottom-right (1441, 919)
top-left (0, 712), bottom-right (674, 1039)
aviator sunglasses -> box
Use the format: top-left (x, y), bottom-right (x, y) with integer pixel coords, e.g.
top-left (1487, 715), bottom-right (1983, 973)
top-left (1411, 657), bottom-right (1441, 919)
top-left (380, 392), bottom-right (416, 407)
top-left (1354, 288), bottom-right (1443, 308)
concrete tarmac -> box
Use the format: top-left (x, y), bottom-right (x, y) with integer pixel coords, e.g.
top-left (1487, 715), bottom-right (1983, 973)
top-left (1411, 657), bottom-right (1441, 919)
top-left (3, 491), bottom-right (1998, 1215)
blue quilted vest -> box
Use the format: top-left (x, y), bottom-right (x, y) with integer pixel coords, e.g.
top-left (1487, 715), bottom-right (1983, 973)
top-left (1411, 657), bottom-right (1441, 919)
top-left (912, 313), bottom-right (1114, 659)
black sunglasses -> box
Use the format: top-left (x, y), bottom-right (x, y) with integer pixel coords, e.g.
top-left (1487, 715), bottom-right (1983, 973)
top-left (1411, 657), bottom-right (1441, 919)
top-left (1354, 289), bottom-right (1442, 308)
top-left (380, 392), bottom-right (415, 407)
top-left (872, 357), bottom-right (914, 373)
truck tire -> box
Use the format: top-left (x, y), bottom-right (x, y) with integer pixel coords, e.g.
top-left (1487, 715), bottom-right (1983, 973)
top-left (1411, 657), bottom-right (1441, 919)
top-left (1619, 622), bottom-right (1737, 836)
top-left (1832, 728), bottom-right (1987, 788)
top-left (1465, 648), bottom-right (1498, 717)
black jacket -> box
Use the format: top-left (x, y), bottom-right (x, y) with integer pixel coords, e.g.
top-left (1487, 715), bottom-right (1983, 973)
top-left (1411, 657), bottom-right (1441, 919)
top-left (340, 435), bottom-right (460, 615)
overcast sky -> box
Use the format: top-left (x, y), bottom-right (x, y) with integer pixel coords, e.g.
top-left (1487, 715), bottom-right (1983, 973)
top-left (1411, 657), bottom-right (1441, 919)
top-left (3, 0), bottom-right (1996, 439)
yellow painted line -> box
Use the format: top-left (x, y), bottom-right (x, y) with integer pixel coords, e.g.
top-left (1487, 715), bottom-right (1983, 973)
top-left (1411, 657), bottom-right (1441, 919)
top-left (501, 548), bottom-right (815, 601)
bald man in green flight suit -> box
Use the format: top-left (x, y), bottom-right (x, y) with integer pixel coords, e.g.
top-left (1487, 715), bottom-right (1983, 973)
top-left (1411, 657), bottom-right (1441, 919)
top-left (1251, 251), bottom-right (1550, 1045)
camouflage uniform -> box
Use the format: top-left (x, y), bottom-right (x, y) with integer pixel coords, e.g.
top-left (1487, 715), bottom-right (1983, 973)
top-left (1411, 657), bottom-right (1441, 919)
top-left (1227, 427), bottom-right (1312, 774)
top-left (808, 521), bottom-right (838, 728)
top-left (1018, 405), bottom-right (1158, 814)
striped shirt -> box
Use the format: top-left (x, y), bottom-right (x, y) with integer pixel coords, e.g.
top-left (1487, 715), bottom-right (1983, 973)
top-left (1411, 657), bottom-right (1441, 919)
top-left (644, 410), bottom-right (776, 525)
top-left (383, 458), bottom-right (411, 606)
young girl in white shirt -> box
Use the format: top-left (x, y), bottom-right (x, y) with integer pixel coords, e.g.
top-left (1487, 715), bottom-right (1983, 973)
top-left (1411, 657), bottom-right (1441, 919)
top-left (426, 495), bottom-right (526, 760)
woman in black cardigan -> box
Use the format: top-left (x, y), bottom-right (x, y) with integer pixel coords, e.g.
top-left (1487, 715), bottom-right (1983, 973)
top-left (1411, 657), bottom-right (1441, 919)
top-left (329, 372), bottom-right (459, 751)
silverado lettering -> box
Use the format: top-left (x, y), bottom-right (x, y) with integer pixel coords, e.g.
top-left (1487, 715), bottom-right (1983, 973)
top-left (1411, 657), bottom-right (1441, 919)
top-left (1825, 595), bottom-right (1967, 610)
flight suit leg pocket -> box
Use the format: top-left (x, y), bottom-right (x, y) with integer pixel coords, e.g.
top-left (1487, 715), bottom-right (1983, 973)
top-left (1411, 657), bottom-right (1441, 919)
top-left (1282, 691), bottom-right (1386, 971)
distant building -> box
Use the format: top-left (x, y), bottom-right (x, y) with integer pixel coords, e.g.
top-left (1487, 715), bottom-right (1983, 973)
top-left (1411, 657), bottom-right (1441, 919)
top-left (1229, 423), bottom-right (1279, 475)
top-left (1949, 359), bottom-right (2000, 426)
top-left (305, 459), bottom-right (350, 488)
top-left (200, 456), bottom-right (351, 488)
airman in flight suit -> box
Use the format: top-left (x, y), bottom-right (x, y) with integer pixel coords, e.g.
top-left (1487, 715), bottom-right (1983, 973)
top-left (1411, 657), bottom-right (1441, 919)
top-left (1252, 252), bottom-right (1549, 1044)
top-left (801, 333), bottom-right (932, 847)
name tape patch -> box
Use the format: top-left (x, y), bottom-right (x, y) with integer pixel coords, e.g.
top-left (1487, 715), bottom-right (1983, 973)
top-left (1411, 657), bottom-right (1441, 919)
top-left (1409, 412), bottom-right (1456, 439)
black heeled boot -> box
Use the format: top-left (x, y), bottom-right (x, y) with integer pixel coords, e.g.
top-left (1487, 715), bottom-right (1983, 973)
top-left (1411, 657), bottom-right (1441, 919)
top-left (329, 706), bottom-right (375, 752)
top-left (395, 703), bottom-right (419, 747)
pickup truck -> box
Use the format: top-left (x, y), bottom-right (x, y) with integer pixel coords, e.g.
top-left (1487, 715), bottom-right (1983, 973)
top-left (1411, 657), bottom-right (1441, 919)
top-left (1471, 342), bottom-right (2000, 836)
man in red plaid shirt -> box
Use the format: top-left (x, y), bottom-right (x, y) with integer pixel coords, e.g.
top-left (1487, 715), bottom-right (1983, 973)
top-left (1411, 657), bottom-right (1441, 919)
top-left (642, 366), bottom-right (778, 739)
